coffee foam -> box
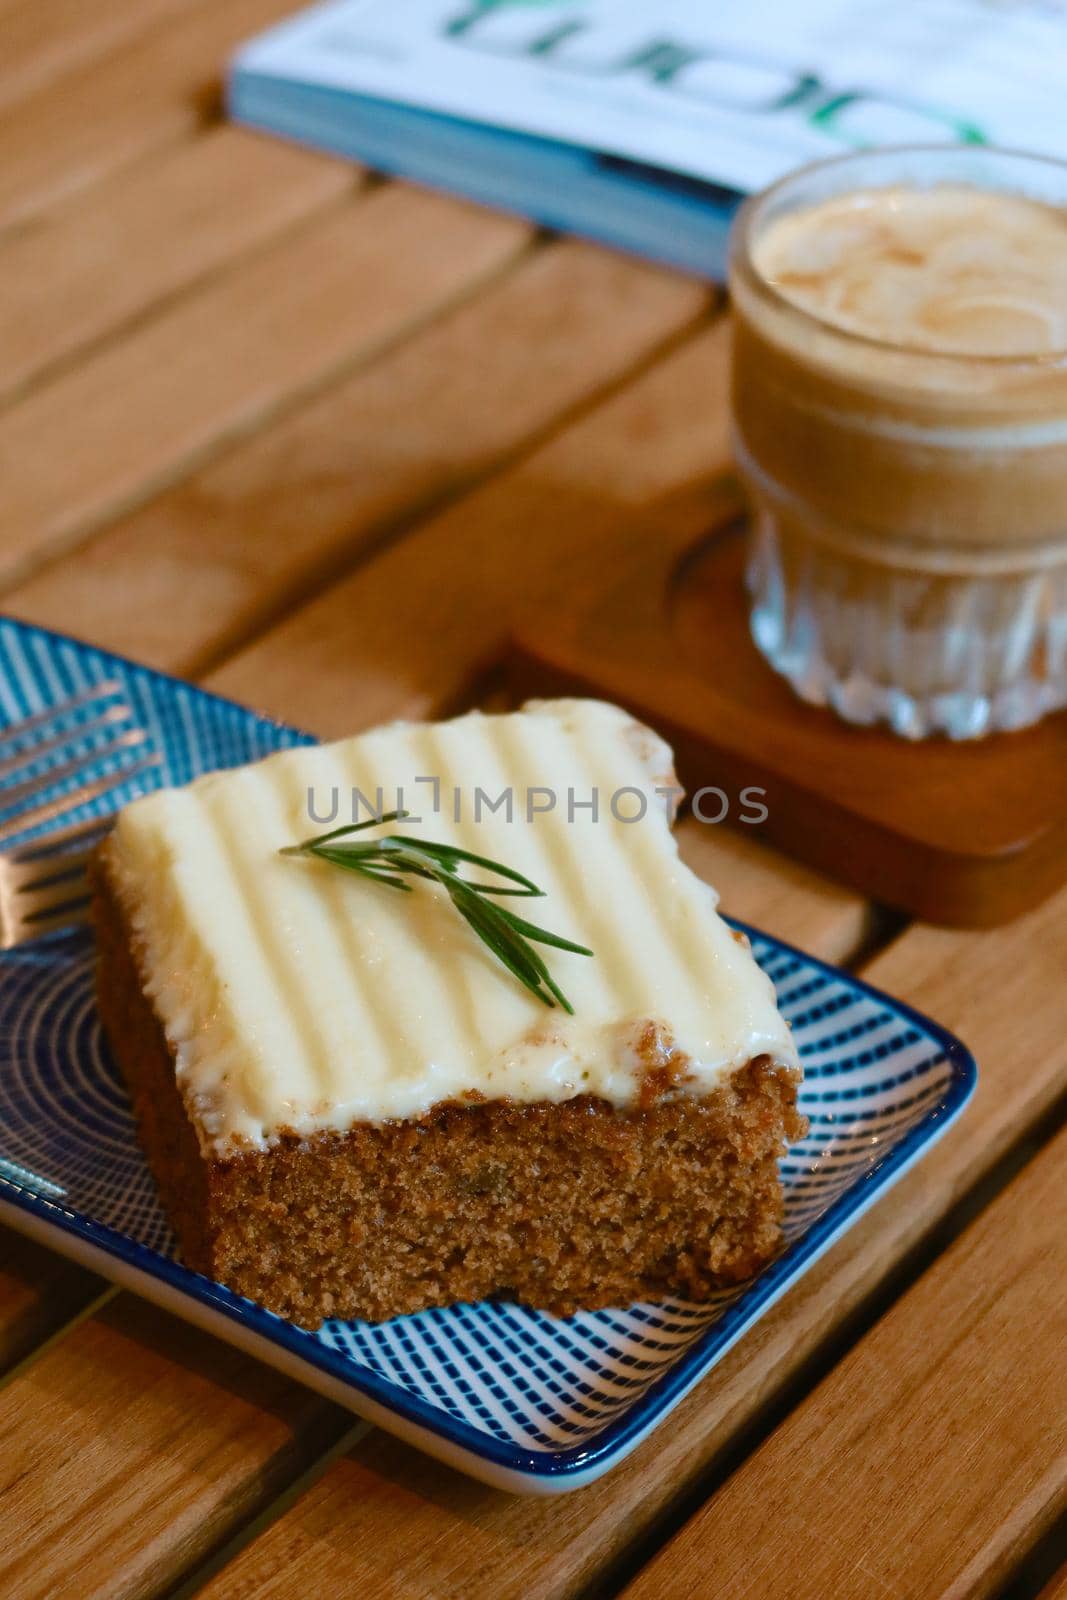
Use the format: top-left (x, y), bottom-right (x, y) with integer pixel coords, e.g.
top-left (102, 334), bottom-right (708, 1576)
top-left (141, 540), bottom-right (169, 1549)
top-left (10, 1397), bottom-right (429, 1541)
top-left (754, 184), bottom-right (1067, 358)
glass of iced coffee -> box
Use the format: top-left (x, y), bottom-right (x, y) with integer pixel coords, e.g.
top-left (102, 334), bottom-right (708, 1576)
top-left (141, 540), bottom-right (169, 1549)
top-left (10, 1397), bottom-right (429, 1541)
top-left (729, 146), bottom-right (1067, 739)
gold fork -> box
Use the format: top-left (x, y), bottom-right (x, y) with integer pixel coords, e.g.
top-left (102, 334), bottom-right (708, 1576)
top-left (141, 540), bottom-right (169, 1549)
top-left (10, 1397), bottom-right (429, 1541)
top-left (0, 681), bottom-right (160, 949)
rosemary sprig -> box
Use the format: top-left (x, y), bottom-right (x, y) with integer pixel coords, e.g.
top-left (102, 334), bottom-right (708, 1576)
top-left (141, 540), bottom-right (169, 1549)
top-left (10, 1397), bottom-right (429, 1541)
top-left (280, 811), bottom-right (593, 1012)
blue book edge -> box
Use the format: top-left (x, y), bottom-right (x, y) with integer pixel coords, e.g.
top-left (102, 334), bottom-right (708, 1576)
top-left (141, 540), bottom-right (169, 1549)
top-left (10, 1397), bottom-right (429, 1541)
top-left (227, 67), bottom-right (739, 279)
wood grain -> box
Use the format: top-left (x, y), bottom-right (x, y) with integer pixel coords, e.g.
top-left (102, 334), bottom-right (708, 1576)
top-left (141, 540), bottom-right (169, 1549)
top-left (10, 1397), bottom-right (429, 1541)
top-left (6, 241), bottom-right (706, 671)
top-left (204, 323), bottom-right (738, 734)
top-left (674, 818), bottom-right (874, 963)
top-left (193, 873), bottom-right (1067, 1600)
top-left (0, 185), bottom-right (528, 587)
top-left (1038, 1563), bottom-right (1067, 1600)
top-left (621, 1120), bottom-right (1067, 1600)
top-left (0, 1296), bottom-right (350, 1600)
top-left (0, 0), bottom-right (301, 230)
top-left (0, 0), bottom-right (199, 113)
top-left (0, 126), bottom-right (354, 405)
top-left (0, 1229), bottom-right (102, 1376)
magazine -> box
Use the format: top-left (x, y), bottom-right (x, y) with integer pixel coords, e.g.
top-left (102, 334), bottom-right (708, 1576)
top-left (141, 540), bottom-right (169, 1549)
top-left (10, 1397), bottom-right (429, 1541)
top-left (230, 0), bottom-right (1067, 276)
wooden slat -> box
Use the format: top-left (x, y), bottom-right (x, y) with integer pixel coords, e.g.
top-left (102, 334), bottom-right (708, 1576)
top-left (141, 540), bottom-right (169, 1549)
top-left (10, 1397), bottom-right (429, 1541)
top-left (620, 1120), bottom-right (1067, 1600)
top-left (0, 127), bottom-right (354, 406)
top-left (203, 324), bottom-right (739, 735)
top-left (0, 1297), bottom-right (351, 1600)
top-left (6, 241), bottom-right (707, 673)
top-left (192, 878), bottom-right (1067, 1600)
top-left (0, 185), bottom-right (529, 588)
top-left (0, 1229), bottom-right (102, 1376)
top-left (1038, 1563), bottom-right (1067, 1600)
top-left (0, 0), bottom-right (198, 114)
top-left (0, 0), bottom-right (300, 230)
top-left (675, 820), bottom-right (874, 965)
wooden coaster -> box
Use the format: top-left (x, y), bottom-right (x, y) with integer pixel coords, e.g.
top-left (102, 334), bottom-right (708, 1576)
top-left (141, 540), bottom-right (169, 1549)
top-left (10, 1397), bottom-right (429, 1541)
top-left (508, 515), bottom-right (1067, 927)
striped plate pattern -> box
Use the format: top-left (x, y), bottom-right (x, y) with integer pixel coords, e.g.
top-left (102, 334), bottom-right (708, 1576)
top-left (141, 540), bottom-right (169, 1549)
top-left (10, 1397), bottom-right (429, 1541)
top-left (0, 616), bottom-right (977, 1490)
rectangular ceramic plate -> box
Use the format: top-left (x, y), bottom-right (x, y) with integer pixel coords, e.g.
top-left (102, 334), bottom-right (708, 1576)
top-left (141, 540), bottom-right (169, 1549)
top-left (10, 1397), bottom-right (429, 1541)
top-left (0, 617), bottom-right (977, 1493)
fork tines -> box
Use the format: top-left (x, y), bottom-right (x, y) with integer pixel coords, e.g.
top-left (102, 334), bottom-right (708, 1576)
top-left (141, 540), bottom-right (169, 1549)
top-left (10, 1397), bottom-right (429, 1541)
top-left (0, 679), bottom-right (162, 946)
top-left (0, 679), bottom-right (125, 750)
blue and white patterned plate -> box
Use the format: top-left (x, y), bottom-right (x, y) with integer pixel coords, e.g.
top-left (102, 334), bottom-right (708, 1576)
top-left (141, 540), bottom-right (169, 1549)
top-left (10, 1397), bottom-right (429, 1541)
top-left (0, 617), bottom-right (976, 1493)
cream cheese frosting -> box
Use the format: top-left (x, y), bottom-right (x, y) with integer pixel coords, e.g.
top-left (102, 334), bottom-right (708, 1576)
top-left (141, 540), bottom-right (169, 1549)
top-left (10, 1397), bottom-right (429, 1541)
top-left (105, 699), bottom-right (797, 1156)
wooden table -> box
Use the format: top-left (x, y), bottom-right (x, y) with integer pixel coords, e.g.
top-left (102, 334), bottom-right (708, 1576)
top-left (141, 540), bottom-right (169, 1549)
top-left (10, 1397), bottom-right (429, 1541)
top-left (1, 4), bottom-right (1065, 1596)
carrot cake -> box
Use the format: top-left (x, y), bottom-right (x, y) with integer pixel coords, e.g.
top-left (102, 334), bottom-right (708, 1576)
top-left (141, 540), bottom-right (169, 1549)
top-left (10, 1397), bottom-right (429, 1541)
top-left (91, 698), bottom-right (804, 1327)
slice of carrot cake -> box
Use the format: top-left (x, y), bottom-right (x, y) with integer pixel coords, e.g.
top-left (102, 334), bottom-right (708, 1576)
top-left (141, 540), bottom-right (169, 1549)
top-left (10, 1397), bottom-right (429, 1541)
top-left (91, 698), bottom-right (804, 1327)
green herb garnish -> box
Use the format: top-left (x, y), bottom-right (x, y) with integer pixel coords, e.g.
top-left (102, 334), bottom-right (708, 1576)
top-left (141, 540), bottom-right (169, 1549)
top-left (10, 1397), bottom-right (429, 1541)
top-left (280, 811), bottom-right (593, 1012)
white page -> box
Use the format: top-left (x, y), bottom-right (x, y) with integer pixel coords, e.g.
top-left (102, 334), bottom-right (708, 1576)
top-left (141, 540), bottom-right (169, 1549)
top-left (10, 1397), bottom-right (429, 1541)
top-left (235, 0), bottom-right (1067, 194)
